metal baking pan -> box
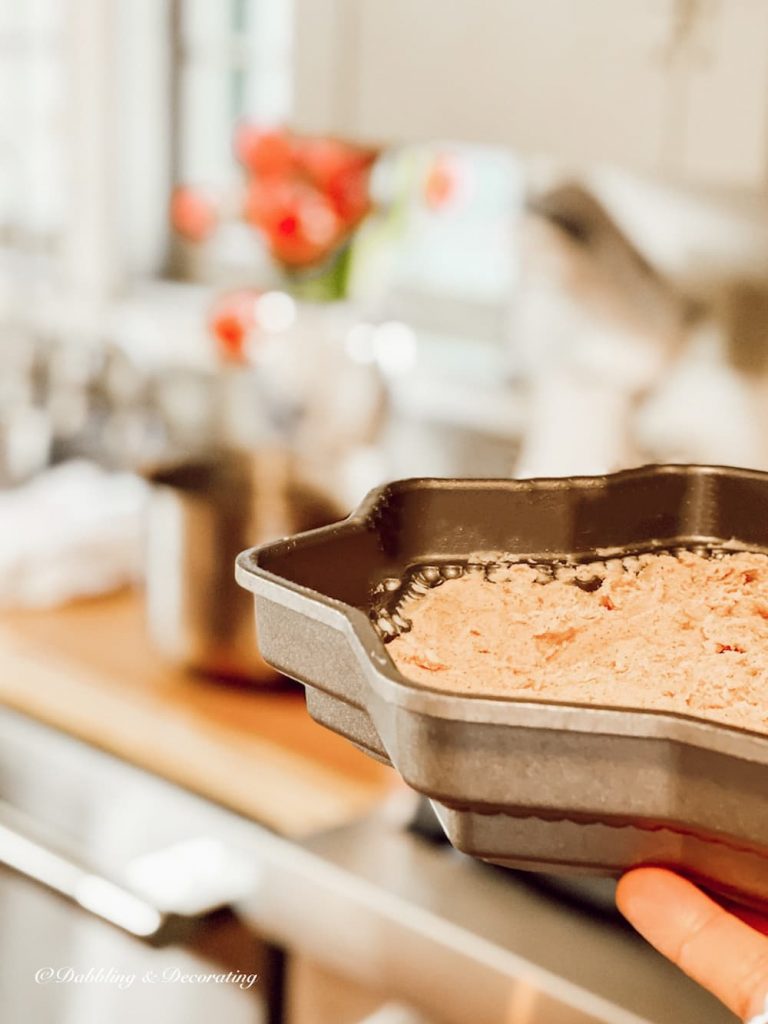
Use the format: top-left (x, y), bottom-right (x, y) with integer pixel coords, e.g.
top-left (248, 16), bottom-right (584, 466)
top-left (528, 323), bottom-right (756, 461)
top-left (236, 464), bottom-right (768, 907)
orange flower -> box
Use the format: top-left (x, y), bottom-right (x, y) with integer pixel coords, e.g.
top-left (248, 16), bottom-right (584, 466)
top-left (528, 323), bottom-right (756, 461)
top-left (170, 185), bottom-right (218, 242)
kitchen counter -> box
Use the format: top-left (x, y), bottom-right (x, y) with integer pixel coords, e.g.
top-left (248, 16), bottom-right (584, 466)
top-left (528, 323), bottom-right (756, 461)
top-left (0, 593), bottom-right (732, 1024)
top-left (0, 589), bottom-right (395, 838)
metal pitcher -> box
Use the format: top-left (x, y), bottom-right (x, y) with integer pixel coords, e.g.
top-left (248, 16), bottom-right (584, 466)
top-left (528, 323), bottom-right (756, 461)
top-left (144, 448), bottom-right (342, 682)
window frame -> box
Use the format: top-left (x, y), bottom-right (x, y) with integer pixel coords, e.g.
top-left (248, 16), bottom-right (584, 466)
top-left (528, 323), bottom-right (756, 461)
top-left (54, 0), bottom-right (174, 305)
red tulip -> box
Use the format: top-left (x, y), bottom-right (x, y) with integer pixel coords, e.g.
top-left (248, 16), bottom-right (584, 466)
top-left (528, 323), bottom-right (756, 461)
top-left (234, 124), bottom-right (295, 177)
top-left (208, 289), bottom-right (260, 363)
top-left (243, 177), bottom-right (293, 232)
top-left (296, 137), bottom-right (371, 181)
top-left (326, 163), bottom-right (373, 225)
top-left (170, 185), bottom-right (218, 242)
top-left (245, 177), bottom-right (341, 267)
top-left (297, 139), bottom-right (375, 220)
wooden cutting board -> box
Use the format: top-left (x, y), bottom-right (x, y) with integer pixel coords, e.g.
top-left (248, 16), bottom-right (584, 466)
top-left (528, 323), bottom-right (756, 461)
top-left (0, 589), bottom-right (396, 838)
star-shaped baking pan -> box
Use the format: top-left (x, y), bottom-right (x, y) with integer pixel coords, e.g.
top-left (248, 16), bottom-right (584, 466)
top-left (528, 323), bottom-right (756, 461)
top-left (236, 464), bottom-right (768, 908)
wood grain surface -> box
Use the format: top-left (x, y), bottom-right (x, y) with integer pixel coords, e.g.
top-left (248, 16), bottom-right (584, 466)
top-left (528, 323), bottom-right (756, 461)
top-left (0, 589), bottom-right (396, 837)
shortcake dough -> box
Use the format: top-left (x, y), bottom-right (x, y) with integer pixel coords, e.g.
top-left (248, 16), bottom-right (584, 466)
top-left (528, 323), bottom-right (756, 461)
top-left (388, 551), bottom-right (768, 732)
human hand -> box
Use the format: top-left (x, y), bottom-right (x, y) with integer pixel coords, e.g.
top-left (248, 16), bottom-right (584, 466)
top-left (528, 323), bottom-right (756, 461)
top-left (617, 868), bottom-right (768, 1022)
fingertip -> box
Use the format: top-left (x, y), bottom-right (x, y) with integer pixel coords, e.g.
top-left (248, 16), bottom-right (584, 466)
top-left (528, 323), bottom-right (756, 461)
top-left (617, 865), bottom-right (680, 898)
top-left (616, 867), bottom-right (691, 921)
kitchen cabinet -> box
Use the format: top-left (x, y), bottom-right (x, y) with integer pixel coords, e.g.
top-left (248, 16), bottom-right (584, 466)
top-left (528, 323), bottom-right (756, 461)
top-left (292, 0), bottom-right (768, 190)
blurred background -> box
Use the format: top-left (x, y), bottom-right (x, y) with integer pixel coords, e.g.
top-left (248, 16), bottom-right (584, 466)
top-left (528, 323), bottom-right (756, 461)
top-left (0, 1), bottom-right (765, 1022)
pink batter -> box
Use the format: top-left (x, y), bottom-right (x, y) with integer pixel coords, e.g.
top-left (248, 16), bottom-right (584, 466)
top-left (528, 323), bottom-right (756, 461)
top-left (388, 550), bottom-right (768, 732)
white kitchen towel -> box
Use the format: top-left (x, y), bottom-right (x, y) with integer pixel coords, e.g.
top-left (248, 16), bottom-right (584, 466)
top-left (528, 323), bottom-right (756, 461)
top-left (0, 460), bottom-right (147, 608)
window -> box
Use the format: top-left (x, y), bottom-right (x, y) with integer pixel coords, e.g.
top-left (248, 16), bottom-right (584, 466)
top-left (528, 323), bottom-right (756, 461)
top-left (175, 0), bottom-right (294, 188)
top-left (0, 0), bottom-right (65, 253)
top-left (0, 0), bottom-right (518, 367)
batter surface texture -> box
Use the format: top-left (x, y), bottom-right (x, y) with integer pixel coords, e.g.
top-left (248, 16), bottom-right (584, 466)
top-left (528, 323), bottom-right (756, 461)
top-left (388, 551), bottom-right (768, 732)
